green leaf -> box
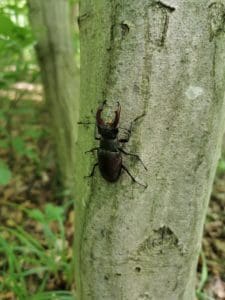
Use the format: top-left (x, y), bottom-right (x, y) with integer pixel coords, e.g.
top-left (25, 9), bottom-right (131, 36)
top-left (0, 160), bottom-right (12, 185)
top-left (0, 11), bottom-right (33, 41)
top-left (0, 140), bottom-right (9, 149)
top-left (196, 252), bottom-right (208, 295)
top-left (27, 209), bottom-right (45, 222)
top-left (23, 128), bottom-right (43, 139)
top-left (0, 13), bottom-right (16, 37)
top-left (30, 291), bottom-right (75, 300)
top-left (24, 147), bottom-right (39, 162)
top-left (44, 204), bottom-right (64, 222)
top-left (217, 158), bottom-right (225, 175)
top-left (12, 136), bottom-right (26, 155)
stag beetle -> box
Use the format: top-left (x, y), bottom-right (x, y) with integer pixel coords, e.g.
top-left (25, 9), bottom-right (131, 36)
top-left (84, 100), bottom-right (147, 188)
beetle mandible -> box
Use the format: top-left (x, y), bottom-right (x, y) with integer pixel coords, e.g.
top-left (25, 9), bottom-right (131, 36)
top-left (86, 100), bottom-right (147, 188)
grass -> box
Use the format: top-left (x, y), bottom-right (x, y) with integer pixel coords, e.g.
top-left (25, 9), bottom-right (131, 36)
top-left (0, 202), bottom-right (75, 299)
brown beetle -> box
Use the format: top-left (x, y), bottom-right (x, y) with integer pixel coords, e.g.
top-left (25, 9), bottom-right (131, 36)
top-left (86, 101), bottom-right (147, 187)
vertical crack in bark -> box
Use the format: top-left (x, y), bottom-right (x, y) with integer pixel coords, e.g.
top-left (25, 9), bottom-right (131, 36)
top-left (103, 0), bottom-right (118, 99)
top-left (104, 2), bottom-right (131, 100)
top-left (148, 1), bottom-right (175, 48)
top-left (141, 6), bottom-right (153, 113)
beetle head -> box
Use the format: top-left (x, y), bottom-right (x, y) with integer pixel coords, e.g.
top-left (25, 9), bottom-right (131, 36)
top-left (96, 101), bottom-right (121, 139)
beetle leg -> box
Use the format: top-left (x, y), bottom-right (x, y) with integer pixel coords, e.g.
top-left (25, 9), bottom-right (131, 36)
top-left (77, 121), bottom-right (95, 125)
top-left (85, 162), bottom-right (99, 178)
top-left (122, 165), bottom-right (147, 188)
top-left (119, 148), bottom-right (147, 170)
top-left (85, 147), bottom-right (99, 154)
top-left (119, 113), bottom-right (146, 143)
top-left (118, 127), bottom-right (131, 144)
top-left (94, 125), bottom-right (101, 140)
top-left (119, 126), bottom-right (131, 132)
top-left (131, 112), bottom-right (146, 127)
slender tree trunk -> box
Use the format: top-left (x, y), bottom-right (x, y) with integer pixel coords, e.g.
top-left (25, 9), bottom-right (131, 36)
top-left (28, 0), bottom-right (79, 189)
top-left (75, 1), bottom-right (225, 299)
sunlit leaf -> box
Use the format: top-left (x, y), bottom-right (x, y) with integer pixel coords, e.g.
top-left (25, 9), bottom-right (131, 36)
top-left (0, 13), bottom-right (16, 37)
top-left (217, 158), bottom-right (225, 175)
top-left (27, 209), bottom-right (45, 222)
top-left (0, 160), bottom-right (12, 185)
top-left (44, 204), bottom-right (64, 222)
top-left (12, 136), bottom-right (26, 155)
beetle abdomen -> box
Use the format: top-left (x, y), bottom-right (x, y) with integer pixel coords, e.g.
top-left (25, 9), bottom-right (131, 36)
top-left (98, 149), bottom-right (122, 182)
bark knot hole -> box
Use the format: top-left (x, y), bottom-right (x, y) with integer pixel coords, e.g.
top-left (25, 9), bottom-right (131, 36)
top-left (208, 2), bottom-right (225, 40)
top-left (135, 266), bottom-right (141, 273)
top-left (121, 22), bottom-right (130, 37)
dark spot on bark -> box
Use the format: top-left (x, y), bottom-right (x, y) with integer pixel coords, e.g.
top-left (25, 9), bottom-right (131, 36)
top-left (77, 12), bottom-right (90, 27)
top-left (115, 272), bottom-right (122, 276)
top-left (156, 1), bottom-right (175, 12)
top-left (90, 251), bottom-right (94, 260)
top-left (138, 293), bottom-right (150, 299)
top-left (104, 274), bottom-right (109, 280)
top-left (110, 24), bottom-right (115, 42)
top-left (121, 22), bottom-right (130, 37)
top-left (133, 84), bottom-right (140, 94)
top-left (135, 266), bottom-right (141, 273)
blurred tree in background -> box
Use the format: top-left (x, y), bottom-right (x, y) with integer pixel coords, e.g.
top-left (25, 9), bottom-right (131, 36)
top-left (0, 0), bottom-right (78, 298)
top-left (28, 0), bottom-right (79, 191)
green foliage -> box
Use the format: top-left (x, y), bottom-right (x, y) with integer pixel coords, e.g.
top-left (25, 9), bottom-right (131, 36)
top-left (196, 252), bottom-right (213, 300)
top-left (216, 157), bottom-right (225, 176)
top-left (0, 0), bottom-right (80, 297)
top-left (0, 0), bottom-right (37, 88)
top-left (30, 291), bottom-right (75, 300)
top-left (0, 160), bottom-right (12, 185)
top-left (0, 98), bottom-right (42, 185)
top-left (0, 0), bottom-right (41, 185)
top-left (0, 202), bottom-right (74, 298)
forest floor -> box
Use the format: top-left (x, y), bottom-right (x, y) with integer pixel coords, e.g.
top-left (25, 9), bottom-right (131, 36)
top-left (200, 175), bottom-right (225, 300)
top-left (0, 84), bottom-right (225, 300)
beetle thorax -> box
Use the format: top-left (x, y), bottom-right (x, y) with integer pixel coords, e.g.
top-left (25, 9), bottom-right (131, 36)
top-left (100, 137), bottom-right (118, 152)
top-left (98, 125), bottom-right (118, 139)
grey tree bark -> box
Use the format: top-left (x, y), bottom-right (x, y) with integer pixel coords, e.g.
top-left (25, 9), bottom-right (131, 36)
top-left (75, 1), bottom-right (225, 299)
top-left (28, 0), bottom-right (79, 190)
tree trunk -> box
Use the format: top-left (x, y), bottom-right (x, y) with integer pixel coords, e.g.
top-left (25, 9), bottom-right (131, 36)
top-left (75, 1), bottom-right (225, 299)
top-left (28, 0), bottom-right (79, 190)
